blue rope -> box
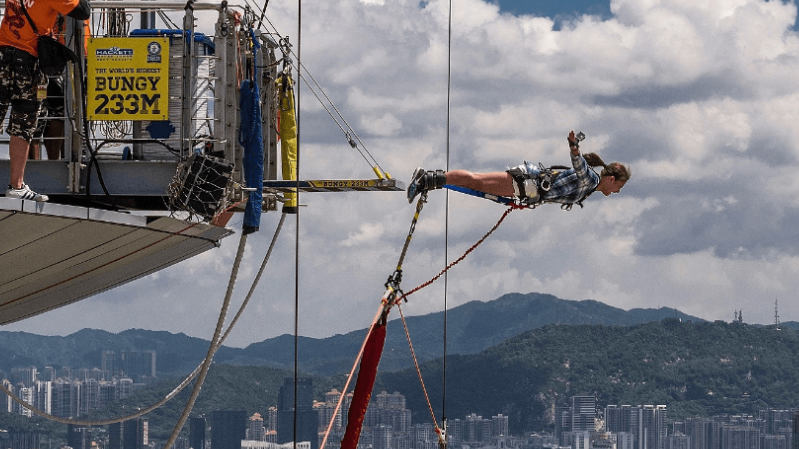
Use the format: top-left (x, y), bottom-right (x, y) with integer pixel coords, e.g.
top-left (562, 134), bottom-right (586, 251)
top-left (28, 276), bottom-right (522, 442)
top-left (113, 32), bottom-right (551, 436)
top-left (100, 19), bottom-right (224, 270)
top-left (443, 184), bottom-right (520, 206)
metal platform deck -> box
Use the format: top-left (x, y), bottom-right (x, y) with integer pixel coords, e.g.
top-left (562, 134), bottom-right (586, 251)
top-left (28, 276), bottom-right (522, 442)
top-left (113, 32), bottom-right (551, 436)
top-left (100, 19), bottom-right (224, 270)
top-left (0, 197), bottom-right (232, 324)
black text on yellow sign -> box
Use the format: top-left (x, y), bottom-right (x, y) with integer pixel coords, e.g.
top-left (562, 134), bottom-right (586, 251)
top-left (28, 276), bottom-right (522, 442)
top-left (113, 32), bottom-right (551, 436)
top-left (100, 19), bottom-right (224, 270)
top-left (87, 37), bottom-right (170, 121)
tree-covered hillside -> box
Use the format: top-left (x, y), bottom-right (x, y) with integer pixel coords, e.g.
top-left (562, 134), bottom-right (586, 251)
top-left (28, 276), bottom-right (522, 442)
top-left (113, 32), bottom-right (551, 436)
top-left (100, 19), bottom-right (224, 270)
top-left (380, 319), bottom-right (798, 433)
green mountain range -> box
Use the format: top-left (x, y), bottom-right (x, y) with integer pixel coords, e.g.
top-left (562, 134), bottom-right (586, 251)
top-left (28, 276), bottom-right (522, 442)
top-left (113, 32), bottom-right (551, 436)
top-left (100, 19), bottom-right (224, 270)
top-left (26, 318), bottom-right (796, 443)
top-left (0, 292), bottom-right (703, 376)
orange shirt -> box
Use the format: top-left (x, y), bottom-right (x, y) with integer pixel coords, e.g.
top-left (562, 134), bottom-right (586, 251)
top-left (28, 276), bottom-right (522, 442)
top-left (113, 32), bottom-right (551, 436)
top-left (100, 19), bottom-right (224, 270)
top-left (0, 0), bottom-right (80, 56)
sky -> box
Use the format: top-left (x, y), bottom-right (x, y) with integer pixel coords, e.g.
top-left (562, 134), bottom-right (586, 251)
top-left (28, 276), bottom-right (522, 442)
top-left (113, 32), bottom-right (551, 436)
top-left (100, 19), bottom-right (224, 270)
top-left (5, 0), bottom-right (799, 348)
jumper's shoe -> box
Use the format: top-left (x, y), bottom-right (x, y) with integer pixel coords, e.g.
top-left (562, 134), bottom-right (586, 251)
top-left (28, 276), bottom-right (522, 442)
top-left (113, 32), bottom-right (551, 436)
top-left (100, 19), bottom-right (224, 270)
top-left (407, 168), bottom-right (447, 204)
top-left (407, 167), bottom-right (427, 203)
top-left (6, 183), bottom-right (48, 202)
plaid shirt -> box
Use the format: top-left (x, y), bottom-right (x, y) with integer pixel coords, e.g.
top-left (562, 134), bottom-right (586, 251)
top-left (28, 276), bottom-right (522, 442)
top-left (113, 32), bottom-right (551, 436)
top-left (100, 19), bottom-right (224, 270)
top-left (541, 151), bottom-right (600, 205)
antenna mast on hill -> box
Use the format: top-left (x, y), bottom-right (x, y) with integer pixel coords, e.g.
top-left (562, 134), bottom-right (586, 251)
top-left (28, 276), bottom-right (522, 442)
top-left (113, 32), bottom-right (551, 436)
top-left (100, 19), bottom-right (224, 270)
top-left (775, 298), bottom-right (780, 326)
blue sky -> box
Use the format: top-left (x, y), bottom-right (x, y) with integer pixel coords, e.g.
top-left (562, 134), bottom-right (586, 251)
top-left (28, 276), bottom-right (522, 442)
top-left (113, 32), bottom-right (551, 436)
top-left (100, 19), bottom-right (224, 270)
top-left (495, 0), bottom-right (612, 28)
top-left (496, 0), bottom-right (798, 30)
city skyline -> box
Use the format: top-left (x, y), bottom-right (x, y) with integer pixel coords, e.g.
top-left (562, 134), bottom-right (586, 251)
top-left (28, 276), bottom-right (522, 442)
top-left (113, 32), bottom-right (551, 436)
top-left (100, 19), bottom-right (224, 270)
top-left (5, 389), bottom-right (797, 449)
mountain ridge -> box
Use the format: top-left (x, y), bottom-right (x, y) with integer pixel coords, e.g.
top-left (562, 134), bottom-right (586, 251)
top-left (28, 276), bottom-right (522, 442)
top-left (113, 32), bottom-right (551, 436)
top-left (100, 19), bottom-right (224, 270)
top-left (0, 292), bottom-right (706, 376)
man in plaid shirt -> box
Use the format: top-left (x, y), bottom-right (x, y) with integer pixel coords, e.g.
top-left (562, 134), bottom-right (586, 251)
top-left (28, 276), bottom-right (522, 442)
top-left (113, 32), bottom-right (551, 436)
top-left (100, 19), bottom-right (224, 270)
top-left (407, 131), bottom-right (631, 209)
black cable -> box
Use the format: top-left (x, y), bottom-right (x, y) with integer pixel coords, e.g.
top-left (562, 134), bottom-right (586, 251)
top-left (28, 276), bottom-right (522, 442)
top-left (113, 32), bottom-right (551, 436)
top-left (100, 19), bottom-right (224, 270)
top-left (292, 2), bottom-right (302, 449)
top-left (256, 0), bottom-right (270, 31)
top-left (72, 18), bottom-right (115, 209)
top-left (442, 0), bottom-right (453, 434)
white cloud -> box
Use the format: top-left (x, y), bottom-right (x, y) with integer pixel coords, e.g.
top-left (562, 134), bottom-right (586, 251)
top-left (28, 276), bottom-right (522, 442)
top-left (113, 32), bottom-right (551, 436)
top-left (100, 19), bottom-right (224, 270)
top-left (359, 112), bottom-right (402, 136)
top-left (7, 0), bottom-right (799, 346)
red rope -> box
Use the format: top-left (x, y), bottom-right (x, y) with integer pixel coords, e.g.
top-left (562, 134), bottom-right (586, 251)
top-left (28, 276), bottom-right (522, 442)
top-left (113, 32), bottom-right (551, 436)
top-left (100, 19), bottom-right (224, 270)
top-left (398, 303), bottom-right (442, 435)
top-left (341, 322), bottom-right (387, 449)
top-left (319, 304), bottom-right (384, 449)
top-left (388, 205), bottom-right (519, 447)
top-left (396, 206), bottom-right (517, 303)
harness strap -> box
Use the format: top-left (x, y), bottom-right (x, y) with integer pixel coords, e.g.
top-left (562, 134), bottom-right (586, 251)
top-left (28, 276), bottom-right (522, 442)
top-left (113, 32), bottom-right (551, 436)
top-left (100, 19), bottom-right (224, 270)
top-left (506, 166), bottom-right (529, 199)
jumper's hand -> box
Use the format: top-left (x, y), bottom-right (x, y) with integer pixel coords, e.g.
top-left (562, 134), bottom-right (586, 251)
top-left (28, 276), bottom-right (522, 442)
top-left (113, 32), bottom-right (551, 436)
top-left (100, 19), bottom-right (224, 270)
top-left (568, 130), bottom-right (579, 153)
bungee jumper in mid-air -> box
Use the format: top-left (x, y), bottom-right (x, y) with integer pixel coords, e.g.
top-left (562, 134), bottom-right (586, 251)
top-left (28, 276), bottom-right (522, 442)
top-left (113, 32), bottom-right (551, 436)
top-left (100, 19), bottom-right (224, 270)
top-left (407, 130), bottom-right (632, 210)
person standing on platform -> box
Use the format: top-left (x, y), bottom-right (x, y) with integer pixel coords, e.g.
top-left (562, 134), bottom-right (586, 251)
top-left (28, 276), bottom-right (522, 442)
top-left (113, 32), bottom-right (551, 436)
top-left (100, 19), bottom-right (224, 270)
top-left (0, 0), bottom-right (89, 201)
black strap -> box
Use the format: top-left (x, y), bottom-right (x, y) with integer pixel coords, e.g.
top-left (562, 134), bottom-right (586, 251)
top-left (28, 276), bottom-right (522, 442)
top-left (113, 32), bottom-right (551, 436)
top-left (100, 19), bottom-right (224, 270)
top-left (17, 0), bottom-right (41, 36)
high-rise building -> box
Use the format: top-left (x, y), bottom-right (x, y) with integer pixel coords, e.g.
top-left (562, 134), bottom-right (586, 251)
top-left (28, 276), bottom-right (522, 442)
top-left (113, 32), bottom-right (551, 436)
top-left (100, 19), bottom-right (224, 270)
top-left (41, 366), bottom-right (57, 382)
top-left (109, 423), bottom-right (122, 449)
top-left (325, 389), bottom-right (341, 406)
top-left (278, 378), bottom-right (318, 449)
top-left (51, 379), bottom-right (70, 418)
top-left (573, 431), bottom-right (591, 449)
top-left (778, 426), bottom-right (792, 449)
top-left (493, 414), bottom-right (509, 437)
top-left (669, 433), bottom-right (690, 449)
top-left (2, 379), bottom-right (13, 413)
top-left (122, 418), bottom-right (148, 449)
top-left (211, 410), bottom-right (247, 449)
top-left (80, 379), bottom-right (98, 416)
top-left (98, 382), bottom-right (116, 410)
top-left (9, 431), bottom-right (40, 449)
top-left (792, 412), bottom-right (799, 449)
top-left (266, 407), bottom-right (278, 432)
top-left (411, 423), bottom-right (437, 447)
top-left (120, 350), bottom-right (157, 380)
top-left (189, 416), bottom-right (207, 449)
top-left (11, 367), bottom-right (37, 388)
top-left (618, 432), bottom-right (635, 449)
top-left (278, 377), bottom-right (314, 411)
top-left (102, 351), bottom-right (118, 379)
top-left (248, 413), bottom-right (266, 441)
top-left (67, 425), bottom-right (92, 449)
top-left (463, 413), bottom-right (492, 443)
top-left (17, 386), bottom-right (33, 417)
top-left (373, 424), bottom-right (392, 449)
top-left (764, 435), bottom-right (787, 449)
top-left (33, 381), bottom-right (51, 416)
top-left (685, 417), bottom-right (714, 449)
top-left (572, 396), bottom-right (597, 432)
top-left (556, 403), bottom-right (572, 446)
top-left (607, 405), bottom-right (637, 435)
top-left (117, 378), bottom-right (134, 400)
top-left (639, 405), bottom-right (667, 449)
top-left (720, 426), bottom-right (759, 449)
top-left (316, 400), bottom-right (340, 433)
top-left (375, 391), bottom-right (405, 410)
top-left (607, 405), bottom-right (623, 432)
top-left (278, 408), bottom-right (318, 449)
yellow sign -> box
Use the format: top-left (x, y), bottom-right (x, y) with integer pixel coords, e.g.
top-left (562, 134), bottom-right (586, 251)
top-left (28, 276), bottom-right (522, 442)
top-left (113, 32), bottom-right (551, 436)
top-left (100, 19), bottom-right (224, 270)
top-left (87, 37), bottom-right (169, 121)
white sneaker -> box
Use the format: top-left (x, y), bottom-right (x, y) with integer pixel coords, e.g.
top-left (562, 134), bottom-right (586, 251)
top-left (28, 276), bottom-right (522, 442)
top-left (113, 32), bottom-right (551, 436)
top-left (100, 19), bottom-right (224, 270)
top-left (6, 184), bottom-right (49, 202)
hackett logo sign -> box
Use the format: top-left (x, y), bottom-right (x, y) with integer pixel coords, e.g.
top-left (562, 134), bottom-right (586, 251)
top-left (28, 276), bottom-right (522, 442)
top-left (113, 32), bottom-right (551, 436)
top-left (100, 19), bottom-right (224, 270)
top-left (95, 47), bottom-right (134, 57)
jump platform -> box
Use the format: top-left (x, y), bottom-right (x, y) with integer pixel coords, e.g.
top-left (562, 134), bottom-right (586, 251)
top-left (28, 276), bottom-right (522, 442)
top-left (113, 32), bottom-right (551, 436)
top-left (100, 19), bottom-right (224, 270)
top-left (0, 197), bottom-right (232, 324)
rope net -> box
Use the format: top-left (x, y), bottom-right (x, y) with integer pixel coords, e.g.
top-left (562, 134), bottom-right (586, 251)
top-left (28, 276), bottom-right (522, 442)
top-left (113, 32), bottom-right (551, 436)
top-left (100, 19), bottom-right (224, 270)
top-left (167, 153), bottom-right (235, 221)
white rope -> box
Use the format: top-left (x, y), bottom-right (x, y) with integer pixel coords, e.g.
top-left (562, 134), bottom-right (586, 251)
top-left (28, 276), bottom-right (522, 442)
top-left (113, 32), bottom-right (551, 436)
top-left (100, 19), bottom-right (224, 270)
top-left (162, 232), bottom-right (248, 449)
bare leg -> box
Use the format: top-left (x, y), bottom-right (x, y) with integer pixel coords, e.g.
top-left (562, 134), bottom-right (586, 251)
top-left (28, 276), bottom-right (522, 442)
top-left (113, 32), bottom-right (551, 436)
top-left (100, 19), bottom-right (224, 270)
top-left (28, 141), bottom-right (40, 160)
top-left (445, 170), bottom-right (515, 197)
top-left (9, 135), bottom-right (30, 189)
top-left (44, 119), bottom-right (64, 160)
